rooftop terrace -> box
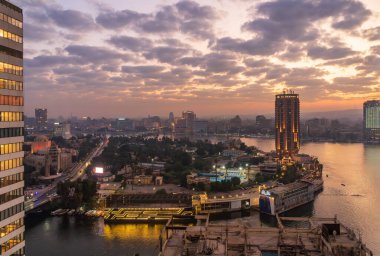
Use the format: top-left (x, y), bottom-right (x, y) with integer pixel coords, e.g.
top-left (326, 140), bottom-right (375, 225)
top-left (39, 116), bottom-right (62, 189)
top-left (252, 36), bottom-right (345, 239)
top-left (160, 215), bottom-right (373, 256)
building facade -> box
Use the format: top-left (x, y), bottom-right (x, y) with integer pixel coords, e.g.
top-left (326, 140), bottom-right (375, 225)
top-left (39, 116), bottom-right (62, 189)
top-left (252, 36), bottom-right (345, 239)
top-left (363, 100), bottom-right (380, 143)
top-left (193, 120), bottom-right (208, 134)
top-left (53, 122), bottom-right (71, 139)
top-left (174, 111), bottom-right (197, 137)
top-left (35, 108), bottom-right (47, 131)
top-left (0, 1), bottom-right (25, 255)
top-left (182, 111), bottom-right (196, 135)
top-left (275, 91), bottom-right (300, 157)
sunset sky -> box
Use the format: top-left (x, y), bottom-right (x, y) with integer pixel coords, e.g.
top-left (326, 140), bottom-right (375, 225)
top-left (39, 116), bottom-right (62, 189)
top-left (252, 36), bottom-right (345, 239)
top-left (13, 0), bottom-right (380, 118)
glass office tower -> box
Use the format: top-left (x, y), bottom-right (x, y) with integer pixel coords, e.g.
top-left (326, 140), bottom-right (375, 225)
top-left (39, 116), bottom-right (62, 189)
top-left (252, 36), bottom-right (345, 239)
top-left (364, 100), bottom-right (380, 143)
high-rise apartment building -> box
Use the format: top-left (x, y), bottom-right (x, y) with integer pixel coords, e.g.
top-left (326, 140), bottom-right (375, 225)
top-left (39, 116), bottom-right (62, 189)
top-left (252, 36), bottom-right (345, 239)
top-left (363, 100), bottom-right (380, 142)
top-left (275, 91), bottom-right (300, 157)
top-left (173, 111), bottom-right (197, 136)
top-left (182, 111), bottom-right (196, 135)
top-left (35, 108), bottom-right (47, 131)
top-left (0, 1), bottom-right (25, 255)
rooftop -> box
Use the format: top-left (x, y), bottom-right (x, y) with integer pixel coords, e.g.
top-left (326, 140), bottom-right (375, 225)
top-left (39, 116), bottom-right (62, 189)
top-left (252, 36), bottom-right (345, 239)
top-left (0, 0), bottom-right (22, 13)
top-left (265, 181), bottom-right (309, 195)
top-left (161, 216), bottom-right (373, 256)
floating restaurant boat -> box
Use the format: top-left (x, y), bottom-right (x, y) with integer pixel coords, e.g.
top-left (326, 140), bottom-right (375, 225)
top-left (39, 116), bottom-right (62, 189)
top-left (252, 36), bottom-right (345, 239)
top-left (103, 207), bottom-right (194, 223)
top-left (259, 179), bottom-right (323, 215)
top-left (192, 192), bottom-right (255, 214)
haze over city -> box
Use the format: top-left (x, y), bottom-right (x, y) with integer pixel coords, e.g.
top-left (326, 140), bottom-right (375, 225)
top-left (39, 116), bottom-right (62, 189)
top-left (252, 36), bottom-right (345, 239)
top-left (1, 0), bottom-right (380, 255)
top-left (13, 0), bottom-right (380, 117)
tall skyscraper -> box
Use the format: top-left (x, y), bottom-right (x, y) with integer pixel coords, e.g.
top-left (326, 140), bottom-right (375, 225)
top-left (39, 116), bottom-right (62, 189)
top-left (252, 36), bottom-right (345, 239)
top-left (0, 1), bottom-right (25, 255)
top-left (168, 112), bottom-right (175, 131)
top-left (182, 111), bottom-right (196, 135)
top-left (168, 112), bottom-right (174, 123)
top-left (275, 91), bottom-right (300, 157)
top-left (363, 100), bottom-right (380, 142)
top-left (35, 108), bottom-right (47, 131)
top-left (173, 111), bottom-right (196, 136)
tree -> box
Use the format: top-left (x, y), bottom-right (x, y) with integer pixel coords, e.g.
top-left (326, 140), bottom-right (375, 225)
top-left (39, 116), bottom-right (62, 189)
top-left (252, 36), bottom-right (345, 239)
top-left (193, 157), bottom-right (212, 171)
top-left (226, 161), bottom-right (234, 168)
top-left (56, 179), bottom-right (97, 209)
top-left (280, 165), bottom-right (298, 184)
top-left (155, 189), bottom-right (167, 195)
top-left (195, 182), bottom-right (206, 191)
top-left (255, 173), bottom-right (270, 184)
top-left (250, 157), bottom-right (265, 165)
top-left (231, 177), bottom-right (241, 186)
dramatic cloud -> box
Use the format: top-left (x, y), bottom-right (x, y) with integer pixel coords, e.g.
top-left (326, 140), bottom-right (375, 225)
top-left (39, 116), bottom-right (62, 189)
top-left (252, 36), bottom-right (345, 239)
top-left (23, 23), bottom-right (52, 41)
top-left (363, 27), bottom-right (380, 41)
top-left (65, 45), bottom-right (131, 63)
top-left (108, 36), bottom-right (153, 52)
top-left (96, 10), bottom-right (148, 29)
top-left (47, 9), bottom-right (97, 31)
top-left (15, 0), bottom-right (380, 117)
top-left (143, 46), bottom-right (193, 64)
top-left (307, 46), bottom-right (358, 60)
top-left (96, 0), bottom-right (218, 39)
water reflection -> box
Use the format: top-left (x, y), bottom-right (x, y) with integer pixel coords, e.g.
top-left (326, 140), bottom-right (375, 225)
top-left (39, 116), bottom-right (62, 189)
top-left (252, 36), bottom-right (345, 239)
top-left (25, 139), bottom-right (380, 255)
top-left (103, 223), bottom-right (163, 241)
top-left (243, 138), bottom-right (380, 254)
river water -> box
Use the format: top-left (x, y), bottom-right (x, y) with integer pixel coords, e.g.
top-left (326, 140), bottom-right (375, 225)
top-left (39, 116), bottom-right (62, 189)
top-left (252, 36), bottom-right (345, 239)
top-left (25, 139), bottom-right (380, 255)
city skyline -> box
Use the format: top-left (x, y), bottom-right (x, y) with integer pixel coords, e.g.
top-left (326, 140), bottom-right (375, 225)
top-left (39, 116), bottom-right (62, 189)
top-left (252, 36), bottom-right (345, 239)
top-left (13, 0), bottom-right (380, 117)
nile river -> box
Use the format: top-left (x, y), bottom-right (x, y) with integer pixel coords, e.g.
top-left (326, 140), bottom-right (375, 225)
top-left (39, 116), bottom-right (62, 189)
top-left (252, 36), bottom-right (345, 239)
top-left (26, 139), bottom-right (380, 255)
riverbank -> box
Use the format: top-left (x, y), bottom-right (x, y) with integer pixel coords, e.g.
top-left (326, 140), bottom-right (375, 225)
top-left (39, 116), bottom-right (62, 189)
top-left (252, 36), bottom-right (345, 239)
top-left (25, 140), bottom-right (380, 255)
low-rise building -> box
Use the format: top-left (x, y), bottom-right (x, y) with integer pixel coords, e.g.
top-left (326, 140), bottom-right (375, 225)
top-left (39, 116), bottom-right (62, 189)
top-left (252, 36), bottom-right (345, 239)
top-left (31, 135), bottom-right (51, 153)
top-left (133, 175), bottom-right (153, 185)
top-left (53, 122), bottom-right (72, 139)
top-left (187, 173), bottom-right (211, 186)
top-left (95, 171), bottom-right (115, 183)
top-left (222, 149), bottom-right (245, 159)
top-left (259, 161), bottom-right (279, 176)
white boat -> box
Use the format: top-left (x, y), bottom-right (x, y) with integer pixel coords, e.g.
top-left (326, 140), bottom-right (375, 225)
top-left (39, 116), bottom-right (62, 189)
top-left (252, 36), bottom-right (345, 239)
top-left (259, 180), bottom-right (323, 215)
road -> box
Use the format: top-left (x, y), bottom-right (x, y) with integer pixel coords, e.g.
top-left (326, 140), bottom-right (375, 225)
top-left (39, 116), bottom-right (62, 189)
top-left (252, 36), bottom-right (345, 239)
top-left (25, 139), bottom-right (107, 213)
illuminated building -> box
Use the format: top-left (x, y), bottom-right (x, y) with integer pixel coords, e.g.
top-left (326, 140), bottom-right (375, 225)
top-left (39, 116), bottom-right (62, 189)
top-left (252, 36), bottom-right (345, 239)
top-left (363, 100), bottom-right (380, 142)
top-left (0, 1), bottom-right (25, 255)
top-left (275, 91), bottom-right (300, 157)
top-left (168, 112), bottom-right (174, 123)
top-left (31, 135), bottom-right (51, 153)
top-left (168, 112), bottom-right (175, 131)
top-left (35, 108), bottom-right (47, 131)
